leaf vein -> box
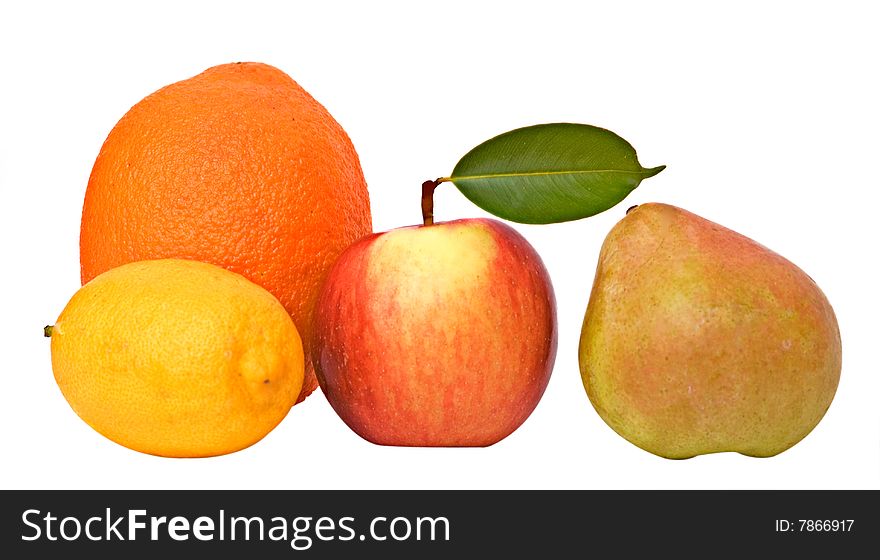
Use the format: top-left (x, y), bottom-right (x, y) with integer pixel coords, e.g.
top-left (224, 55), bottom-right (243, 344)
top-left (450, 168), bottom-right (658, 182)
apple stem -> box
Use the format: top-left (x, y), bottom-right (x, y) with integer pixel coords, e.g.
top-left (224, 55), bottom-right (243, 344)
top-left (421, 178), bottom-right (448, 226)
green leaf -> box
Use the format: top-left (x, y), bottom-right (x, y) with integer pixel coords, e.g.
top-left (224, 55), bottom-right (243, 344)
top-left (449, 123), bottom-right (664, 224)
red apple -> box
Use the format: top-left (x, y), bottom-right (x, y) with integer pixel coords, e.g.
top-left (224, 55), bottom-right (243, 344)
top-left (312, 216), bottom-right (557, 447)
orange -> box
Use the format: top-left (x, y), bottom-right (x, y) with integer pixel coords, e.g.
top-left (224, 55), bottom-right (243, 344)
top-left (48, 259), bottom-right (305, 458)
top-left (80, 62), bottom-right (372, 402)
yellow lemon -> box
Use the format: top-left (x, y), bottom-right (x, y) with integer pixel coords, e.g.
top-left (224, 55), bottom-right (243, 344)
top-left (47, 259), bottom-right (304, 457)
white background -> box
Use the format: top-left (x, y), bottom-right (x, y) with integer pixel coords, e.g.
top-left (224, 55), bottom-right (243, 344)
top-left (2, 1), bottom-right (878, 490)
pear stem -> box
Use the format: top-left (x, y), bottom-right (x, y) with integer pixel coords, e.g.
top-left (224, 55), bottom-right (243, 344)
top-left (44, 325), bottom-right (54, 338)
top-left (421, 178), bottom-right (447, 226)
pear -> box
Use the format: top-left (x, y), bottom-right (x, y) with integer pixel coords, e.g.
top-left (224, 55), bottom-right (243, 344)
top-left (579, 203), bottom-right (841, 459)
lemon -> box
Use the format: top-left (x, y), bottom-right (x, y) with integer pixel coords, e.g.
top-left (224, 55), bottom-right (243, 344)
top-left (47, 259), bottom-right (304, 457)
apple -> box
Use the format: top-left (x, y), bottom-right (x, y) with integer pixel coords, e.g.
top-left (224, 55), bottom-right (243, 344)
top-left (312, 185), bottom-right (557, 446)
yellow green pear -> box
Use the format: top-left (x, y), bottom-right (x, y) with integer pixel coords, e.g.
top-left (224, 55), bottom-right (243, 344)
top-left (579, 203), bottom-right (841, 459)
